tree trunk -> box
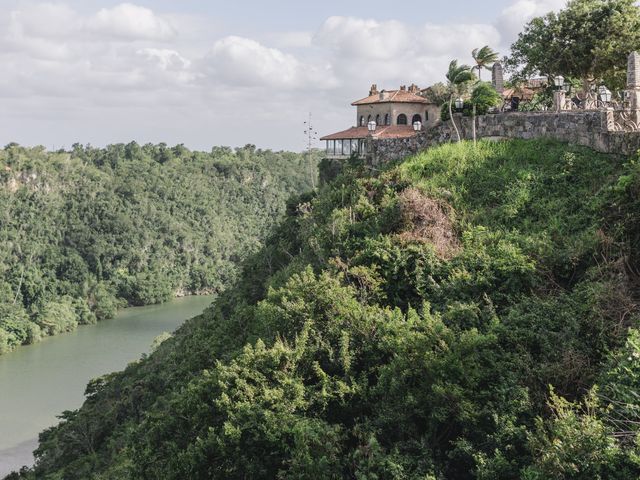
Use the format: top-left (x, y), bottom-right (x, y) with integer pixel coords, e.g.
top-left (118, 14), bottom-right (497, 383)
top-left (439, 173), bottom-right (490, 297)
top-left (449, 96), bottom-right (461, 142)
top-left (582, 77), bottom-right (590, 95)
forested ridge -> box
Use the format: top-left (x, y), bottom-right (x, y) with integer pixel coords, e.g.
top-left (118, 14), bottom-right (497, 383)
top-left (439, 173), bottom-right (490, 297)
top-left (8, 139), bottom-right (640, 479)
top-left (0, 142), bottom-right (318, 354)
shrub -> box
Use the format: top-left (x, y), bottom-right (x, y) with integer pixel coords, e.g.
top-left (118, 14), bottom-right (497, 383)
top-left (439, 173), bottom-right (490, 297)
top-left (36, 297), bottom-right (78, 336)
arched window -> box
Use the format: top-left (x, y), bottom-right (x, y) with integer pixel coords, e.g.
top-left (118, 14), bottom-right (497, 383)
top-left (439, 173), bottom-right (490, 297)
top-left (367, 115), bottom-right (372, 123)
top-left (360, 116), bottom-right (365, 127)
top-left (397, 114), bottom-right (407, 125)
top-left (412, 114), bottom-right (422, 124)
top-left (425, 111), bottom-right (429, 122)
top-left (375, 114), bottom-right (381, 125)
top-left (384, 114), bottom-right (390, 125)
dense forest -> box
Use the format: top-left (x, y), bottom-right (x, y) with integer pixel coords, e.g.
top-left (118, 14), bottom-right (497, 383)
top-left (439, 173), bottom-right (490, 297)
top-left (0, 143), bottom-right (318, 354)
top-left (9, 138), bottom-right (639, 479)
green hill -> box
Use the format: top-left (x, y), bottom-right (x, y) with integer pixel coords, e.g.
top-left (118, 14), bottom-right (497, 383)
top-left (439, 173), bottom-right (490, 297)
top-left (0, 143), bottom-right (318, 354)
top-left (9, 139), bottom-right (640, 479)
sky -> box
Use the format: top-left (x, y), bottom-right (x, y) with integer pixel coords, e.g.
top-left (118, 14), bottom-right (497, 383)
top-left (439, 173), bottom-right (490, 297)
top-left (0, 0), bottom-right (566, 152)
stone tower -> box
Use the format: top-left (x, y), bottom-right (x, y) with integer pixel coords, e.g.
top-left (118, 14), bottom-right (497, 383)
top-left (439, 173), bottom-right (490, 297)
top-left (627, 51), bottom-right (640, 88)
top-left (492, 62), bottom-right (504, 94)
top-left (627, 51), bottom-right (640, 109)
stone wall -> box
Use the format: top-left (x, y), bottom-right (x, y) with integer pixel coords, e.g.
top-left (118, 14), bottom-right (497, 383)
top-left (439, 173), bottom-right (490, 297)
top-left (368, 110), bottom-right (640, 165)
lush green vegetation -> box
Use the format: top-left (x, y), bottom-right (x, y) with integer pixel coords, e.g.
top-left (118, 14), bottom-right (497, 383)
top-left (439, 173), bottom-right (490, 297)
top-left (8, 139), bottom-right (640, 479)
top-left (0, 143), bottom-right (318, 354)
top-left (507, 0), bottom-right (640, 90)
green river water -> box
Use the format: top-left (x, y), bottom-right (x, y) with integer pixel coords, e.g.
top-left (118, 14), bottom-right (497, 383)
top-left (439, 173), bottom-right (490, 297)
top-left (0, 295), bottom-right (213, 477)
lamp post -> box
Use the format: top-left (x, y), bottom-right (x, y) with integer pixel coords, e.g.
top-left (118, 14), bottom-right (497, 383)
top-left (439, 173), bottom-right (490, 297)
top-left (598, 85), bottom-right (612, 107)
top-left (553, 75), bottom-right (566, 112)
top-left (618, 90), bottom-right (630, 109)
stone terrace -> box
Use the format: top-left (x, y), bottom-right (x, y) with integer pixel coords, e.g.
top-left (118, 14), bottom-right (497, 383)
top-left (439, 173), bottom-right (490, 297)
top-left (365, 51), bottom-right (640, 165)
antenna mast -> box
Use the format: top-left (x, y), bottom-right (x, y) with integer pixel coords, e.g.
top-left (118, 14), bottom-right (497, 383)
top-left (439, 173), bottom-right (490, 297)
top-left (303, 112), bottom-right (318, 189)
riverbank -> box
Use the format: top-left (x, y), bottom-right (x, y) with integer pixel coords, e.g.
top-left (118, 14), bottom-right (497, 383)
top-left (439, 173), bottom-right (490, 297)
top-left (0, 143), bottom-right (319, 358)
top-left (0, 295), bottom-right (213, 478)
top-left (0, 293), bottom-right (214, 357)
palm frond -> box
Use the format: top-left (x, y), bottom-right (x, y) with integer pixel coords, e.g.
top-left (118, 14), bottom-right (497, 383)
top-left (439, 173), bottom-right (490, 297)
top-left (472, 45), bottom-right (500, 70)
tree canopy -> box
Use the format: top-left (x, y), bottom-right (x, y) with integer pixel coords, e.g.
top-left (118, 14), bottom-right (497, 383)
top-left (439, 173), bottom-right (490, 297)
top-left (508, 0), bottom-right (640, 90)
top-left (445, 61), bottom-right (476, 140)
top-left (472, 45), bottom-right (500, 81)
top-left (446, 60), bottom-right (476, 95)
top-left (0, 143), bottom-right (319, 354)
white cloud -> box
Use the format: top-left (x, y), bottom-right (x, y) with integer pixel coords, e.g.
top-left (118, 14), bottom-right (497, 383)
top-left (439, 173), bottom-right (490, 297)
top-left (137, 48), bottom-right (195, 86)
top-left (266, 31), bottom-right (313, 49)
top-left (315, 16), bottom-right (410, 60)
top-left (420, 24), bottom-right (502, 58)
top-left (3, 2), bottom-right (176, 43)
top-left (204, 36), bottom-right (336, 89)
top-left (0, 2), bottom-right (188, 99)
top-left (138, 48), bottom-right (191, 71)
top-left (496, 0), bottom-right (566, 45)
top-left (7, 2), bottom-right (80, 39)
top-left (208, 36), bottom-right (301, 87)
top-left (312, 16), bottom-right (501, 96)
top-left (1, 3), bottom-right (79, 60)
top-left (86, 3), bottom-right (176, 40)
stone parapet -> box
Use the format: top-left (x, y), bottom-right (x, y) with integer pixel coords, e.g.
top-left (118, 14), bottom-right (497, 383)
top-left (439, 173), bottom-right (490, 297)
top-left (368, 110), bottom-right (640, 165)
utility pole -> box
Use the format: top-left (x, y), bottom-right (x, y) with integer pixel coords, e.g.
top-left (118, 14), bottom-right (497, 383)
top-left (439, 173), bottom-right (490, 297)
top-left (303, 112), bottom-right (318, 190)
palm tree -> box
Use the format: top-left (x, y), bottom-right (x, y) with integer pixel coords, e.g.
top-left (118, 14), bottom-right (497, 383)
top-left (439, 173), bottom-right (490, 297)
top-left (471, 46), bottom-right (499, 81)
top-left (446, 60), bottom-right (475, 142)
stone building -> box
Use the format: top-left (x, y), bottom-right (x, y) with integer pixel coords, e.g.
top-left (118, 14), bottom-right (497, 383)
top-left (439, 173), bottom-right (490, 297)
top-left (321, 84), bottom-right (440, 159)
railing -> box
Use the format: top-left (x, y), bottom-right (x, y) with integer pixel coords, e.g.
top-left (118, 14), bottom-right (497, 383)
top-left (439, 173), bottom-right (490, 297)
top-left (606, 109), bottom-right (640, 132)
top-left (559, 92), bottom-right (624, 111)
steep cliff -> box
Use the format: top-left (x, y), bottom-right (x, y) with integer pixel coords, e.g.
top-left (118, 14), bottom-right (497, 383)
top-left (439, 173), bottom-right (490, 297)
top-left (11, 139), bottom-right (640, 479)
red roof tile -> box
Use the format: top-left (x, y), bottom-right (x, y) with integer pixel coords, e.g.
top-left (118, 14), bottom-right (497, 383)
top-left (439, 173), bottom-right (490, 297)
top-left (502, 86), bottom-right (536, 100)
top-left (320, 125), bottom-right (417, 141)
top-left (374, 125), bottom-right (419, 139)
top-left (320, 127), bottom-right (369, 141)
top-left (352, 90), bottom-right (431, 106)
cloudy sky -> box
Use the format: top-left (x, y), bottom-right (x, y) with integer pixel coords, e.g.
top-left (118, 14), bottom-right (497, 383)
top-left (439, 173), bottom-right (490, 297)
top-left (0, 0), bottom-right (565, 152)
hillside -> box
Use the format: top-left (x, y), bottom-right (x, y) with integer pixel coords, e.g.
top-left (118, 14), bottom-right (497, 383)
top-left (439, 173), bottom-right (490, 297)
top-left (0, 143), bottom-right (318, 354)
top-left (9, 139), bottom-right (640, 479)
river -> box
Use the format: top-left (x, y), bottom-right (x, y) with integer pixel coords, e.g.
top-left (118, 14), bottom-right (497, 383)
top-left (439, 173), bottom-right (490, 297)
top-left (0, 295), bottom-right (213, 478)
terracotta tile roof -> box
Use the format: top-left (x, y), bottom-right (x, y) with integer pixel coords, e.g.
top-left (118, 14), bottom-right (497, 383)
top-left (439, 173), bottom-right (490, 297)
top-left (321, 127), bottom-right (369, 141)
top-left (502, 86), bottom-right (536, 100)
top-left (320, 125), bottom-right (417, 141)
top-left (352, 89), bottom-right (432, 106)
top-left (374, 125), bottom-right (419, 139)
